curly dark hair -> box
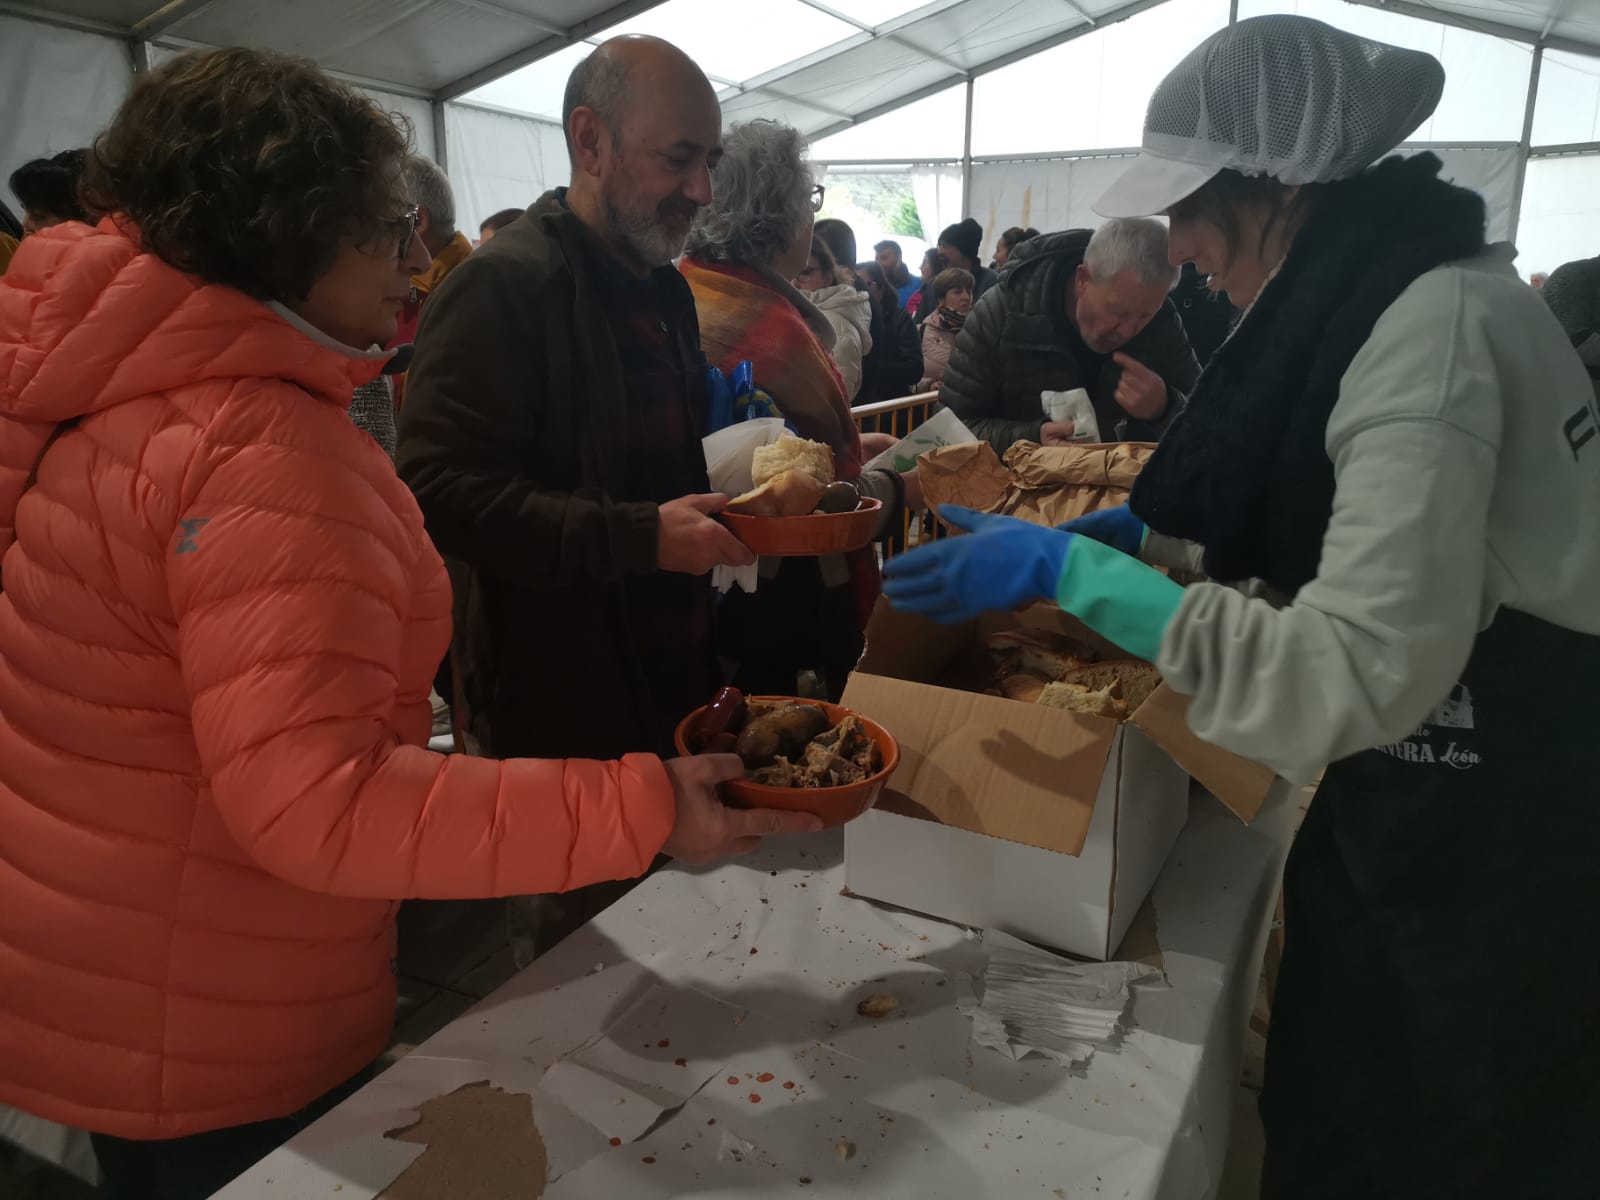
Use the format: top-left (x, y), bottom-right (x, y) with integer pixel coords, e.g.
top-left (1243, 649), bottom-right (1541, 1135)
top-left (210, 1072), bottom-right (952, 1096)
top-left (81, 47), bottom-right (412, 302)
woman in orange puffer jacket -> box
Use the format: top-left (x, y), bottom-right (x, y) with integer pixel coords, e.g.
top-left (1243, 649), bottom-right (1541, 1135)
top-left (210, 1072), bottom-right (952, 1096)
top-left (0, 47), bottom-right (815, 1199)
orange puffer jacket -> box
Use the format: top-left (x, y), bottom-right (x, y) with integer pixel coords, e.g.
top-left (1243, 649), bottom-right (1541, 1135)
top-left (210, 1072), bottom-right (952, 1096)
top-left (0, 221), bottom-right (676, 1139)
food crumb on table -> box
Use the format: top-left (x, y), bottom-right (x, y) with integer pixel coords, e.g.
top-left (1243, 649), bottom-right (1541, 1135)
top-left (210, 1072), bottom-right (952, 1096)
top-left (856, 993), bottom-right (899, 1018)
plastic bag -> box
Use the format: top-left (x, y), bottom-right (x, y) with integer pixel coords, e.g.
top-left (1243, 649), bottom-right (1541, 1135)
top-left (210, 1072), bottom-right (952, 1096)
top-left (1040, 388), bottom-right (1101, 443)
top-left (705, 361), bottom-right (785, 433)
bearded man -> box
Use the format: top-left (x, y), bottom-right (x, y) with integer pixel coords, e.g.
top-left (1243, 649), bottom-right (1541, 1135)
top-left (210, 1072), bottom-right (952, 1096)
top-left (398, 36), bottom-right (754, 960)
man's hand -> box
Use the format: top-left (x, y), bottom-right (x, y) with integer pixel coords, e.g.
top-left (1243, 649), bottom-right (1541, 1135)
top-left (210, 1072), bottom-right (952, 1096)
top-left (859, 432), bottom-right (898, 458)
top-left (1112, 353), bottom-right (1168, 422)
top-left (661, 754), bottom-right (823, 863)
top-left (1040, 421), bottom-right (1077, 446)
top-left (901, 467), bottom-right (925, 512)
top-left (658, 494), bottom-right (757, 575)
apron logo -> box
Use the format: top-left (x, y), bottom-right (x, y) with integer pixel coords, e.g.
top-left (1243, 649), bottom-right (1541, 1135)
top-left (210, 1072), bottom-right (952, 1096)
top-left (1426, 683), bottom-right (1474, 730)
top-left (1377, 684), bottom-right (1480, 767)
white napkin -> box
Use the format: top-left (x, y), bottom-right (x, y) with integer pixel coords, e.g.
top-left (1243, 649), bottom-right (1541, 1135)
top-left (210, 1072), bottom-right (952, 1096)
top-left (959, 929), bottom-right (1166, 1068)
top-left (702, 419), bottom-right (788, 595)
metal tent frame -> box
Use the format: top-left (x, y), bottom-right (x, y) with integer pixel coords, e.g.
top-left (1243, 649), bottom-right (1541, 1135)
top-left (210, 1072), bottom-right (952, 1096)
top-left (4, 0), bottom-right (1599, 234)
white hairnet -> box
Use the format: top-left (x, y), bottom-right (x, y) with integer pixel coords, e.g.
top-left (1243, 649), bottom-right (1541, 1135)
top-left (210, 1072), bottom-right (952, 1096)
top-left (1096, 15), bottom-right (1445, 218)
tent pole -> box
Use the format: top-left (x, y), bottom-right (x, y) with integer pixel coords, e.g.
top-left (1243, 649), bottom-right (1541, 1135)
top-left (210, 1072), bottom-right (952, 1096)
top-left (432, 99), bottom-right (450, 173)
top-left (1507, 43), bottom-right (1543, 251)
top-left (961, 77), bottom-right (974, 220)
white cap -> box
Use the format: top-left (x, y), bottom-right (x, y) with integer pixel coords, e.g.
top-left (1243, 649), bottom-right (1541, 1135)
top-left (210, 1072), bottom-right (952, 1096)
top-left (1095, 15), bottom-right (1445, 218)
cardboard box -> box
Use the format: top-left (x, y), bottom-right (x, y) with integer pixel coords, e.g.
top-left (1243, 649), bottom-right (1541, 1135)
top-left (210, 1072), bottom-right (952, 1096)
top-left (841, 601), bottom-right (1274, 960)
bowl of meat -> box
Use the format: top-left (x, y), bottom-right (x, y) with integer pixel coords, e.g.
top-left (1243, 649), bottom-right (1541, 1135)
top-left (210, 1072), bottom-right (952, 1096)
top-left (674, 689), bottom-right (899, 827)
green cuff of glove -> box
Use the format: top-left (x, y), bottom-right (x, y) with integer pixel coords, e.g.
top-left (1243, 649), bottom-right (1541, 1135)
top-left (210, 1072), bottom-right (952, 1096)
top-left (1053, 534), bottom-right (1183, 662)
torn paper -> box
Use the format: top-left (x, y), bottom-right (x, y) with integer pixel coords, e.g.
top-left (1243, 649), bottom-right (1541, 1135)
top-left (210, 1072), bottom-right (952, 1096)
top-left (379, 1082), bottom-right (547, 1200)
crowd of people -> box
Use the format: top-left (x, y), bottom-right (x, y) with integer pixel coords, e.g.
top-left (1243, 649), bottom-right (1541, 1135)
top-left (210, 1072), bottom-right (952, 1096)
top-left (0, 12), bottom-right (1596, 1200)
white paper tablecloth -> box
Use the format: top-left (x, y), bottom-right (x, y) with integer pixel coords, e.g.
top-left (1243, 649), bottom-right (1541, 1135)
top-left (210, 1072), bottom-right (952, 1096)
top-left (217, 783), bottom-right (1297, 1200)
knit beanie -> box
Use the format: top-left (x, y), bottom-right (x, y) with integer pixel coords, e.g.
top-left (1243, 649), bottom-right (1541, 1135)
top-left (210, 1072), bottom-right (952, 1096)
top-left (938, 218), bottom-right (983, 262)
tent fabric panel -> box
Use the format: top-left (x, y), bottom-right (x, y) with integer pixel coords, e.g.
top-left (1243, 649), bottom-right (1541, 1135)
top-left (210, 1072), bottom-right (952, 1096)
top-left (891, 0), bottom-right (1089, 70)
top-left (443, 102), bottom-right (570, 233)
top-left (1517, 153), bottom-right (1600, 281)
top-left (172, 0), bottom-right (540, 92)
top-left (12, 0), bottom-right (151, 25)
top-left (968, 141), bottom-right (1517, 263)
top-left (1, 15), bottom-right (132, 218)
top-left (727, 58), bottom-right (958, 137)
top-left (808, 83), bottom-right (968, 160)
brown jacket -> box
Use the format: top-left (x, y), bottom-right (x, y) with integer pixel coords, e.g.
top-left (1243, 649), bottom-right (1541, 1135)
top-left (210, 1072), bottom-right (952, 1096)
top-left (397, 194), bottom-right (711, 759)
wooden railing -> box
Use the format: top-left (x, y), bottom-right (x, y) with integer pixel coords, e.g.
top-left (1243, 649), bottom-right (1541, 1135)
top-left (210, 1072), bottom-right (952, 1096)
top-left (851, 389), bottom-right (941, 440)
top-left (852, 391), bottom-right (945, 558)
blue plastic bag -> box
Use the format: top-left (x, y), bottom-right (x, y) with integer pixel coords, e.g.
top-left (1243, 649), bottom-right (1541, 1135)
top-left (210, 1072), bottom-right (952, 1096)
top-left (704, 360), bottom-right (788, 433)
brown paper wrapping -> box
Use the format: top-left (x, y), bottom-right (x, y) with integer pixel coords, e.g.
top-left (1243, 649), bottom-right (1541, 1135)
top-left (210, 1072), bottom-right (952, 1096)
top-left (919, 440), bottom-right (1157, 528)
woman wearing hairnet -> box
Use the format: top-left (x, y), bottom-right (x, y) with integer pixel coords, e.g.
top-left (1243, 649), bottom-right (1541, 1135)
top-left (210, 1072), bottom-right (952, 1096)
top-left (884, 15), bottom-right (1599, 1196)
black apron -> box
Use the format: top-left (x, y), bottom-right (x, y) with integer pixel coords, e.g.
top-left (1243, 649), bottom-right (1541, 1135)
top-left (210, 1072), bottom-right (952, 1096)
top-left (1260, 607), bottom-right (1600, 1198)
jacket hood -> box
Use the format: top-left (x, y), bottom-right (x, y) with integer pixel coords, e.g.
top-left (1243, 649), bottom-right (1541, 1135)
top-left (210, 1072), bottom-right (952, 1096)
top-left (0, 219), bottom-right (387, 426)
top-left (810, 283), bottom-right (873, 340)
top-left (1004, 229), bottom-right (1090, 286)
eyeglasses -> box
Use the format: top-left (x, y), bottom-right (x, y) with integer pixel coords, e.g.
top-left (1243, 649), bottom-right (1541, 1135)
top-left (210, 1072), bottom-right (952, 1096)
top-left (810, 184), bottom-right (825, 213)
top-left (396, 206), bottom-right (421, 260)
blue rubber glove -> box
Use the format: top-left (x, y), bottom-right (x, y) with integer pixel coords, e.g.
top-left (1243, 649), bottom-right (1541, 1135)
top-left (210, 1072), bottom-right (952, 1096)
top-left (884, 505), bottom-right (1184, 661)
top-left (883, 506), bottom-right (1070, 625)
top-left (1058, 505), bottom-right (1147, 558)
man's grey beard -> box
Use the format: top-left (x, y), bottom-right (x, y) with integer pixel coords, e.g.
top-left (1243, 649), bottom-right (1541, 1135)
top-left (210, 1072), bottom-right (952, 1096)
top-left (601, 190), bottom-right (693, 267)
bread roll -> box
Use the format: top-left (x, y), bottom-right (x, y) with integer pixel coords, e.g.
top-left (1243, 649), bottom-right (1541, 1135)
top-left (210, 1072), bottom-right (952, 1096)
top-left (752, 436), bottom-right (835, 488)
top-left (725, 469), bottom-right (826, 517)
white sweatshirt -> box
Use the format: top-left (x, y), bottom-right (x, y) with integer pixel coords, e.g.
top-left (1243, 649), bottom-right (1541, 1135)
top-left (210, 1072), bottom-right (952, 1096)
top-left (810, 283), bottom-right (874, 402)
top-left (1152, 246), bottom-right (1600, 784)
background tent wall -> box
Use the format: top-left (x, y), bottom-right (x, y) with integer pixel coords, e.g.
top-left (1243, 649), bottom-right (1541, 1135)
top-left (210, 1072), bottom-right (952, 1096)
top-left (0, 14), bottom-right (133, 220)
top-left (966, 143), bottom-right (1521, 249)
top-left (443, 102), bottom-right (569, 233)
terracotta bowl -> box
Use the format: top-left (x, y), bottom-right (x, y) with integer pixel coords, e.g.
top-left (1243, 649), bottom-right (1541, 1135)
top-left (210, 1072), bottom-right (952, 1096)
top-left (721, 497), bottom-right (882, 557)
top-left (673, 696), bottom-right (899, 828)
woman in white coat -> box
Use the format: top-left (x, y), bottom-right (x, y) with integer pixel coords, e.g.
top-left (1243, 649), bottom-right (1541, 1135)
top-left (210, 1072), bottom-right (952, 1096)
top-left (794, 234), bottom-right (872, 402)
top-left (881, 16), bottom-right (1600, 1197)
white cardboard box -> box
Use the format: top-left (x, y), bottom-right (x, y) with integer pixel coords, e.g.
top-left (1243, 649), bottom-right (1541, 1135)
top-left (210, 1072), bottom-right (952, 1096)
top-left (840, 603), bottom-right (1272, 960)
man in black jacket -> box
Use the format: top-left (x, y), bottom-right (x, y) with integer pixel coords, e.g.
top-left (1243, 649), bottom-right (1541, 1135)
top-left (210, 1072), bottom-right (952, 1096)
top-left (939, 219), bottom-right (1200, 452)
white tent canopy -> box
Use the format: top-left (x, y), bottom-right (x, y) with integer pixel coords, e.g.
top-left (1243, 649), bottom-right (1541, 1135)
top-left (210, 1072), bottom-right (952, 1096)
top-left (4, 0), bottom-right (1600, 276)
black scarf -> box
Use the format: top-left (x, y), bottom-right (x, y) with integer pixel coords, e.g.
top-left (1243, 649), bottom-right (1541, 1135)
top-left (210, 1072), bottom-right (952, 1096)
top-left (1129, 154), bottom-right (1486, 597)
top-left (936, 305), bottom-right (968, 332)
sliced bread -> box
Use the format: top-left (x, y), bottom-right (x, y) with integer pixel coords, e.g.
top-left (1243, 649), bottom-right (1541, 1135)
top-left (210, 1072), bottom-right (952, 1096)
top-left (1037, 681), bottom-right (1128, 720)
top-left (1055, 659), bottom-right (1161, 714)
